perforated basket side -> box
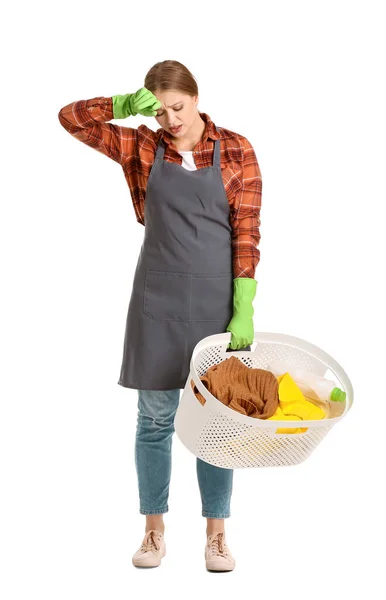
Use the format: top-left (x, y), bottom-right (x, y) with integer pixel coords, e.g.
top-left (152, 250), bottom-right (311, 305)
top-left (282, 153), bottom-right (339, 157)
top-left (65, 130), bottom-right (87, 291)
top-left (194, 411), bottom-right (335, 468)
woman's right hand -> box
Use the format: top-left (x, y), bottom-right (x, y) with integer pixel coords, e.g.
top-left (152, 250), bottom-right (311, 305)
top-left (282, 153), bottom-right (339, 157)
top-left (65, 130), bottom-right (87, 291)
top-left (112, 87), bottom-right (162, 119)
top-left (130, 87), bottom-right (162, 116)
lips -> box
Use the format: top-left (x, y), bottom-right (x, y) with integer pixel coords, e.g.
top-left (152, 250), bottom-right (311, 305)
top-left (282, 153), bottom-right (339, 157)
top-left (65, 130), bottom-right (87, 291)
top-left (170, 125), bottom-right (182, 133)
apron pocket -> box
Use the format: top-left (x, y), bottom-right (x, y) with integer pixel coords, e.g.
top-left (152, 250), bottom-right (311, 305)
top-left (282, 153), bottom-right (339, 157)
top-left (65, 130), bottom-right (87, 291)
top-left (143, 270), bottom-right (191, 321)
top-left (190, 273), bottom-right (233, 321)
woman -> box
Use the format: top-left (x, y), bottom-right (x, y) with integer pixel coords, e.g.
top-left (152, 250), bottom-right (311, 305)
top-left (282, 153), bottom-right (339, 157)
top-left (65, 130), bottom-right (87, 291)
top-left (58, 60), bottom-right (262, 572)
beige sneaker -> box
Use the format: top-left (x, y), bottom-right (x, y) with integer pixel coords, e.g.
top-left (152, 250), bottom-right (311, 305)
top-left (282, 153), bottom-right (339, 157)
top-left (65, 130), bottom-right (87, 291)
top-left (205, 531), bottom-right (235, 571)
top-left (132, 529), bottom-right (166, 568)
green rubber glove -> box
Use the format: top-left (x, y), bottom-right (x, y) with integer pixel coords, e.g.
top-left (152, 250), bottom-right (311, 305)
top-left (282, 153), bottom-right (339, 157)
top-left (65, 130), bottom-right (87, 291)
top-left (112, 87), bottom-right (162, 119)
top-left (226, 278), bottom-right (257, 350)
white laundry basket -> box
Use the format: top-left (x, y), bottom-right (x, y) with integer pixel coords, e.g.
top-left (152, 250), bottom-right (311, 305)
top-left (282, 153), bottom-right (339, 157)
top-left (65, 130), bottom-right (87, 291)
top-left (174, 332), bottom-right (353, 469)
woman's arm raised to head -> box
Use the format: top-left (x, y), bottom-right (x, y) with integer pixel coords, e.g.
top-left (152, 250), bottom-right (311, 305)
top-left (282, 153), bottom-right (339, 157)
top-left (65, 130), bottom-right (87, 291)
top-left (58, 95), bottom-right (138, 165)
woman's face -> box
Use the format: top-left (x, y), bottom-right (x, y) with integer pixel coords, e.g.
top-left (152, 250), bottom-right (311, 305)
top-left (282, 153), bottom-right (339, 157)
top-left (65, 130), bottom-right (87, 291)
top-left (153, 89), bottom-right (198, 137)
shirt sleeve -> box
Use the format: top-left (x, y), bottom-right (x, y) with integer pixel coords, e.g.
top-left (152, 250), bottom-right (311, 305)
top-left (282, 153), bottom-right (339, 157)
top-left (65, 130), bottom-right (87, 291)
top-left (230, 136), bottom-right (262, 279)
top-left (57, 96), bottom-right (137, 165)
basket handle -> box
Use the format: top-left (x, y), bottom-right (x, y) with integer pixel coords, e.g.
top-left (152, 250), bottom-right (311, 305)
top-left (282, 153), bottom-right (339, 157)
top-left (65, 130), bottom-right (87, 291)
top-left (190, 331), bottom-right (253, 365)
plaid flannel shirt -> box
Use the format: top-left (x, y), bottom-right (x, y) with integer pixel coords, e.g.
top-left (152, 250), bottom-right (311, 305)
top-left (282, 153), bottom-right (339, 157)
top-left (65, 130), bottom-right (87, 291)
top-left (58, 96), bottom-right (262, 279)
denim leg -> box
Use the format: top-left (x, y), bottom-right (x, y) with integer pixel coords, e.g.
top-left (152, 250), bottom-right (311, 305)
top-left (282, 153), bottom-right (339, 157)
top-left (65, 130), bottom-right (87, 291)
top-left (195, 346), bottom-right (248, 518)
top-left (196, 458), bottom-right (234, 518)
top-left (135, 389), bottom-right (180, 515)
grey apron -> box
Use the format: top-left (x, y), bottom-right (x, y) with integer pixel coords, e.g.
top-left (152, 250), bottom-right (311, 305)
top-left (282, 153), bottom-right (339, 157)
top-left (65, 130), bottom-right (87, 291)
top-left (118, 127), bottom-right (250, 391)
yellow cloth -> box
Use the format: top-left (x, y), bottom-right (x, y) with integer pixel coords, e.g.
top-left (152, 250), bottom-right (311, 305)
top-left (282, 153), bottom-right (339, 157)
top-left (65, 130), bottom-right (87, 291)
top-left (267, 373), bottom-right (326, 434)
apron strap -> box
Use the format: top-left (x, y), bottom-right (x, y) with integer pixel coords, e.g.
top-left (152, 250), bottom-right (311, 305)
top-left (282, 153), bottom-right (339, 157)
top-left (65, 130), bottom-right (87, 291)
top-left (155, 138), bottom-right (166, 161)
top-left (213, 127), bottom-right (221, 168)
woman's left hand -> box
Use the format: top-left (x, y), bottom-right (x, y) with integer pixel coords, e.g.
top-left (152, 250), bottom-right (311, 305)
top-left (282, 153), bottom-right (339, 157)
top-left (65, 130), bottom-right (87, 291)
top-left (226, 314), bottom-right (254, 349)
top-left (225, 277), bottom-right (257, 349)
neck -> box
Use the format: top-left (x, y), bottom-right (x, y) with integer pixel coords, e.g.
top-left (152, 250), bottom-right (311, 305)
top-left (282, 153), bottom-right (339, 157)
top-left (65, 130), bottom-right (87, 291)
top-left (173, 112), bottom-right (206, 150)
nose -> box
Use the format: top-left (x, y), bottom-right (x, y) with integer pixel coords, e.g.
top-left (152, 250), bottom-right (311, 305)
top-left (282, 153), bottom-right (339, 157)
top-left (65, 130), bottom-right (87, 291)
top-left (159, 108), bottom-right (178, 127)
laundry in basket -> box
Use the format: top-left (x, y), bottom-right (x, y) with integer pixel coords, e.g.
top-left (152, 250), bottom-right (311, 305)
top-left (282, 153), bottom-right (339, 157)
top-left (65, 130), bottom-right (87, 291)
top-left (189, 355), bottom-right (330, 433)
top-left (190, 355), bottom-right (279, 418)
top-left (174, 332), bottom-right (353, 469)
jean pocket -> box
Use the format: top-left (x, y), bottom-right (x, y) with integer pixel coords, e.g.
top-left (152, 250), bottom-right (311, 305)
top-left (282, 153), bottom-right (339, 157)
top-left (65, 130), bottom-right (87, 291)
top-left (143, 270), bottom-right (191, 321)
top-left (190, 273), bottom-right (233, 321)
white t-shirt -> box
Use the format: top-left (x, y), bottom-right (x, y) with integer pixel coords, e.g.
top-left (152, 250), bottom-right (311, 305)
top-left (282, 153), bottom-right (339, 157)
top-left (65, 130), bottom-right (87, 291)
top-left (177, 150), bottom-right (197, 171)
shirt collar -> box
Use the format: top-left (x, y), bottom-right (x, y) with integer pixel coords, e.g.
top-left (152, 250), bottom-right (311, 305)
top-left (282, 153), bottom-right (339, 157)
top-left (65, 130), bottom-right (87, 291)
top-left (158, 112), bottom-right (221, 147)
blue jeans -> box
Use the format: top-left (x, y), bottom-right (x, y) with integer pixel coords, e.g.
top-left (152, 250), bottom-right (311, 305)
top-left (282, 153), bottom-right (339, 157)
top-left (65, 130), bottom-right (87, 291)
top-left (135, 389), bottom-right (233, 518)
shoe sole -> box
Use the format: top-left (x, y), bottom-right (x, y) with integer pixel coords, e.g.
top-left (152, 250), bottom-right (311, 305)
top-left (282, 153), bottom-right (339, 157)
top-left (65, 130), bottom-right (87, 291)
top-left (206, 565), bottom-right (234, 572)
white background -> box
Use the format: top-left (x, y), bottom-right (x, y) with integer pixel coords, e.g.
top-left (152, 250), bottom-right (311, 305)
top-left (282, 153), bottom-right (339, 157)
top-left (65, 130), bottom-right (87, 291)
top-left (1, 0), bottom-right (385, 597)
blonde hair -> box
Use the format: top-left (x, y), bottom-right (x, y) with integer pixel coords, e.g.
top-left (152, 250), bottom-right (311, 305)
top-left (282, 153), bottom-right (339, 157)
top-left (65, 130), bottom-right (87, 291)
top-left (144, 60), bottom-right (199, 97)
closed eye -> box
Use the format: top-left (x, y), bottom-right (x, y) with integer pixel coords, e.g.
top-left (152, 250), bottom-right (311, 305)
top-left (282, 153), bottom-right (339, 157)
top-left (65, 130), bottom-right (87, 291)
top-left (157, 107), bottom-right (183, 116)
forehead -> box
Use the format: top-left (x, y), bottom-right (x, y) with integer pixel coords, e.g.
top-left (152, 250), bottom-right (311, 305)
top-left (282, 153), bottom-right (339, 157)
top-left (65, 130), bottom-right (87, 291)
top-left (154, 90), bottom-right (185, 108)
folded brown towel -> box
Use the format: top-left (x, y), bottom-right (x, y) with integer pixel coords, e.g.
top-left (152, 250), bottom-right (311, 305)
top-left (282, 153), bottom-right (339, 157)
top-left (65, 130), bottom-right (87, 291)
top-left (190, 355), bottom-right (279, 419)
